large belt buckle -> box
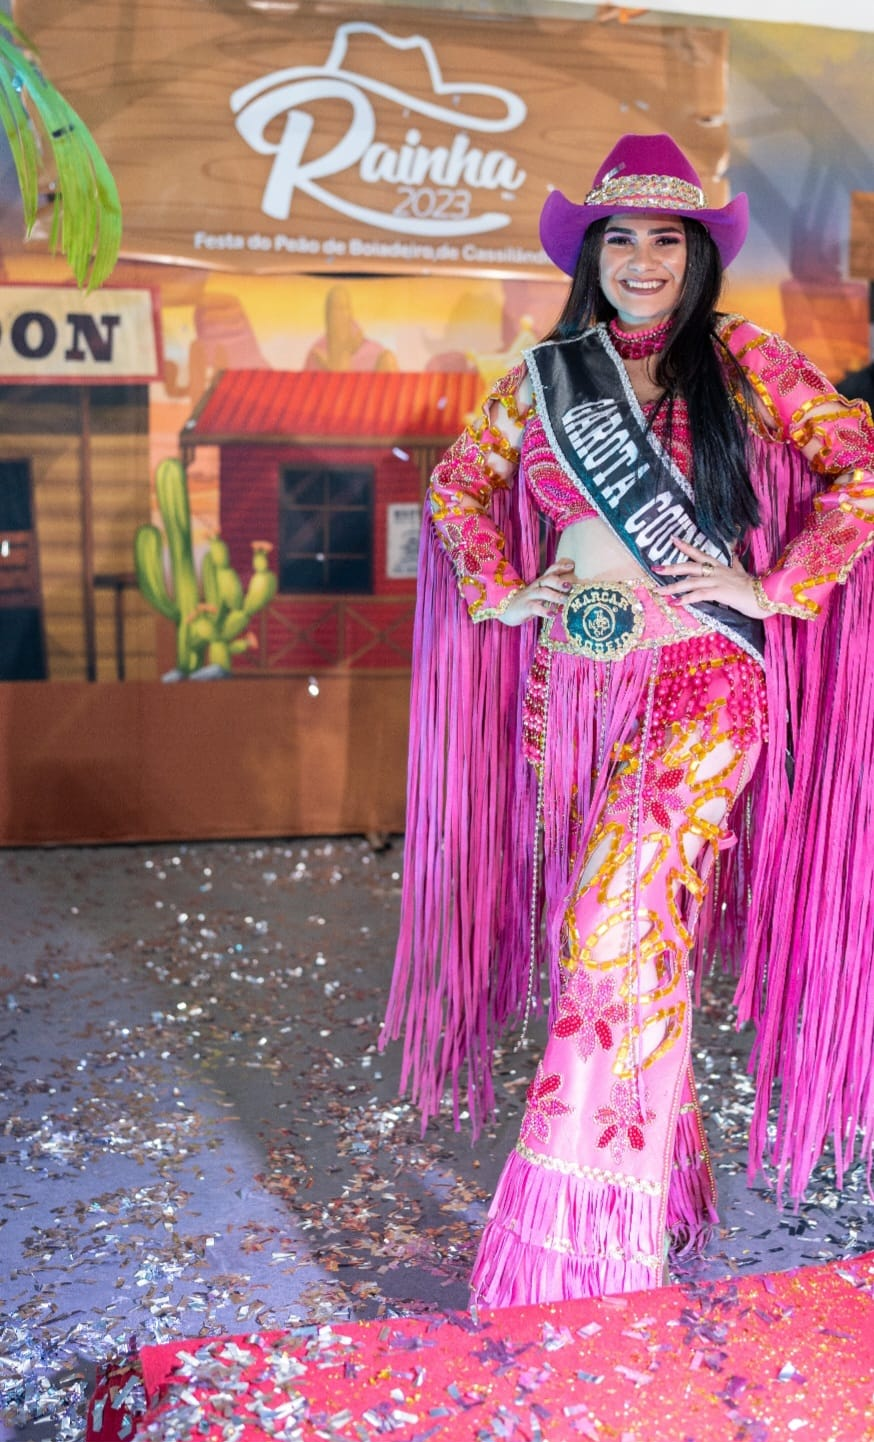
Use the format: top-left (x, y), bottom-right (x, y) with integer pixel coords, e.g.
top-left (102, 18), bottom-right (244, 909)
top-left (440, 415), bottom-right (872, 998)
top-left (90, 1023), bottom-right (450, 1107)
top-left (562, 581), bottom-right (645, 660)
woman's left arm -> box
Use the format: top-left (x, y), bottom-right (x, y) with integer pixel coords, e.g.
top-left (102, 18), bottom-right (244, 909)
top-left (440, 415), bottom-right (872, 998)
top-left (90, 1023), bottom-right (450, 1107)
top-left (733, 327), bottom-right (874, 619)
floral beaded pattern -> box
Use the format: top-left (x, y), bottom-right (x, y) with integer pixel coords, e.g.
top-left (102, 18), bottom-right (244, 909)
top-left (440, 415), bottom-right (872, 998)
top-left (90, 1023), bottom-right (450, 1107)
top-left (428, 368), bottom-right (531, 620)
top-left (761, 511), bottom-right (858, 577)
top-left (522, 633), bottom-right (767, 1196)
top-left (554, 972), bottom-right (626, 1060)
top-left (612, 756), bottom-right (687, 833)
top-left (519, 1063), bottom-right (572, 1146)
top-left (523, 416), bottom-right (598, 527)
top-left (428, 433), bottom-right (525, 619)
top-left (432, 319), bottom-right (874, 627)
top-left (752, 332), bottom-right (833, 403)
top-left (595, 1079), bottom-right (656, 1164)
top-left (523, 397), bottom-right (694, 529)
top-left (439, 510), bottom-right (509, 582)
top-left (497, 629), bottom-right (762, 1290)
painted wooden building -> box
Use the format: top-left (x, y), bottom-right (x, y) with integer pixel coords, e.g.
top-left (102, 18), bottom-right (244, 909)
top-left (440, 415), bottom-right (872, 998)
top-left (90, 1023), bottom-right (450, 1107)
top-left (0, 284), bottom-right (161, 684)
top-left (0, 383), bottom-right (155, 683)
top-left (181, 369), bottom-right (483, 674)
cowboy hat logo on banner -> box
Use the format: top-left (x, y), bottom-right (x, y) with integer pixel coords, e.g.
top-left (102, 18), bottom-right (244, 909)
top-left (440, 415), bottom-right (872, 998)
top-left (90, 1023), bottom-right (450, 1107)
top-left (230, 22), bottom-right (528, 239)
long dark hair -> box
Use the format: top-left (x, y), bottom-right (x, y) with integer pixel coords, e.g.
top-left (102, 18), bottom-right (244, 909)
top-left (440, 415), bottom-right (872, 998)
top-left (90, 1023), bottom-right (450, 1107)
top-left (545, 217), bottom-right (760, 548)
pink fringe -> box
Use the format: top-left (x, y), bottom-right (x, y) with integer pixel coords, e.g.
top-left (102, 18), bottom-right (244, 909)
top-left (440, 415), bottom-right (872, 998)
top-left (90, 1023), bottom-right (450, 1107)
top-left (379, 486), bottom-right (543, 1135)
top-left (538, 646), bottom-right (662, 1017)
top-left (715, 441), bottom-right (874, 1201)
top-left (470, 1148), bottom-right (660, 1305)
top-left (384, 432), bottom-right (874, 1204)
top-left (666, 1109), bottom-right (719, 1257)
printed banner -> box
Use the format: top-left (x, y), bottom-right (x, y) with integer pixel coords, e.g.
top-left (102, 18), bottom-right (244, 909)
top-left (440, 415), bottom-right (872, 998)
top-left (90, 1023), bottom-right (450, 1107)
top-left (17, 1), bottom-right (728, 277)
top-left (0, 285), bottom-right (161, 383)
top-left (386, 503), bottom-right (422, 579)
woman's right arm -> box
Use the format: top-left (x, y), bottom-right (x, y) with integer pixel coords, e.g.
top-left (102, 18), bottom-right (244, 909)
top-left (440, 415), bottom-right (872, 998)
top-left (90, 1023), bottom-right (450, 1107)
top-left (428, 363), bottom-right (531, 620)
top-left (429, 364), bottom-right (576, 624)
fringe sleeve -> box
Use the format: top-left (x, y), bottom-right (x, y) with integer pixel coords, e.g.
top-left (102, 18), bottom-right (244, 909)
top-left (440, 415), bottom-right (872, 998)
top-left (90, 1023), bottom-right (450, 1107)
top-left (713, 433), bottom-right (874, 1202)
top-left (379, 385), bottom-right (544, 1136)
top-left (428, 362), bottom-right (533, 620)
top-left (722, 316), bottom-right (874, 618)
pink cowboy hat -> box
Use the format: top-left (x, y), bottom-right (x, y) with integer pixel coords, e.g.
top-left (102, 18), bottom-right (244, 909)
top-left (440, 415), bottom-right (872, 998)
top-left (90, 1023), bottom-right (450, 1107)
top-left (540, 132), bottom-right (749, 275)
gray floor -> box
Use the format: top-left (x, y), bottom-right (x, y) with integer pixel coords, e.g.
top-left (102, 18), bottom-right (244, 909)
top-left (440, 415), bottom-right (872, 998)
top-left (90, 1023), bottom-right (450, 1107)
top-left (1, 839), bottom-right (871, 1439)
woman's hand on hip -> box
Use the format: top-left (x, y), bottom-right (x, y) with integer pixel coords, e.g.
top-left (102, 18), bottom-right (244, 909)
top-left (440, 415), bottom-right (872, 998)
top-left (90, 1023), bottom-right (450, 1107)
top-left (654, 539), bottom-right (769, 618)
top-left (499, 558), bottom-right (579, 627)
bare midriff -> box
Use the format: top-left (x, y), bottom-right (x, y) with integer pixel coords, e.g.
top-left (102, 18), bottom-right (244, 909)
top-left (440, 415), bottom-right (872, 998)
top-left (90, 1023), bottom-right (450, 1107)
top-left (555, 515), bottom-right (651, 587)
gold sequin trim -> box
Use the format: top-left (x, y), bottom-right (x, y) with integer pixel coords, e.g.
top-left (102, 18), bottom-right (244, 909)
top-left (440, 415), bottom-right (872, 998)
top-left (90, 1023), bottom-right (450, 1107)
top-left (515, 1140), bottom-right (663, 1196)
top-left (466, 418), bottom-right (520, 467)
top-left (472, 582), bottom-right (527, 624)
top-left (789, 402), bottom-right (874, 474)
top-left (735, 353), bottom-right (782, 434)
top-left (835, 495), bottom-right (874, 523)
top-left (461, 561), bottom-right (526, 622)
top-left (493, 389), bottom-right (535, 427)
top-left (750, 576), bottom-right (813, 620)
top-left (716, 318), bottom-right (783, 434)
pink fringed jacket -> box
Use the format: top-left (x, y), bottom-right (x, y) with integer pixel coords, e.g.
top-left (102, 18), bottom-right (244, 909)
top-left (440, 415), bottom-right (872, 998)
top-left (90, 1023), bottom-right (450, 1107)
top-left (382, 315), bottom-right (874, 1203)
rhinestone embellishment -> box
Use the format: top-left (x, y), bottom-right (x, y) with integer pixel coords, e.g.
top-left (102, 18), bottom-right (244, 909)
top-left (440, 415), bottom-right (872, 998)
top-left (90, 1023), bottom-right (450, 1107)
top-left (584, 173), bottom-right (706, 211)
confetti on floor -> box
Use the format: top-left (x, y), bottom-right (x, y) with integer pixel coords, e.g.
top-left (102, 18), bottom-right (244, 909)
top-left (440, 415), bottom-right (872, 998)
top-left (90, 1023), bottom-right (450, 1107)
top-left (87, 1254), bottom-right (874, 1441)
top-left (1, 840), bottom-right (872, 1440)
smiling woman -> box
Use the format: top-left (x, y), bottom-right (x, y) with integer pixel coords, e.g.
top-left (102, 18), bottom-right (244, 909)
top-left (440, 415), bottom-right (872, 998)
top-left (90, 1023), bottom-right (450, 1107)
top-left (598, 216), bottom-right (687, 329)
top-left (382, 131), bottom-right (874, 1312)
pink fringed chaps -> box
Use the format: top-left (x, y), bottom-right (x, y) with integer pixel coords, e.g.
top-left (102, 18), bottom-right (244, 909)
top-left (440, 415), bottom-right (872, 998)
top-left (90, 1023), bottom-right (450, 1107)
top-left (382, 434), bottom-right (874, 1248)
top-left (470, 610), bottom-right (765, 1305)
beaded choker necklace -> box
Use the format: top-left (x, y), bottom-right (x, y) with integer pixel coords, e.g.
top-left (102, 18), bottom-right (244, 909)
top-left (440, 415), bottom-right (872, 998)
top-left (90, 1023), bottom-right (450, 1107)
top-left (608, 316), bottom-right (673, 359)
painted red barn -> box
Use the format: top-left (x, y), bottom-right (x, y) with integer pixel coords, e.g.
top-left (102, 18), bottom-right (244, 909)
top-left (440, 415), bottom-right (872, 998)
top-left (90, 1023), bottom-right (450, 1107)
top-left (181, 369), bottom-right (482, 672)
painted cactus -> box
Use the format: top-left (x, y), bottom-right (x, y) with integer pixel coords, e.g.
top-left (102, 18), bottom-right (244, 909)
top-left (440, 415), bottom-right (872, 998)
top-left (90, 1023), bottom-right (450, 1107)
top-left (134, 458), bottom-right (277, 675)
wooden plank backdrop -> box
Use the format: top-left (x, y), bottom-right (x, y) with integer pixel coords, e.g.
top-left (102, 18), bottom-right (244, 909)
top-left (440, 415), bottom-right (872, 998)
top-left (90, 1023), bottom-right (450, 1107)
top-left (16, 1), bottom-right (729, 277)
top-left (0, 675), bottom-right (410, 844)
top-left (850, 191), bottom-right (874, 278)
top-left (0, 387), bottom-right (154, 683)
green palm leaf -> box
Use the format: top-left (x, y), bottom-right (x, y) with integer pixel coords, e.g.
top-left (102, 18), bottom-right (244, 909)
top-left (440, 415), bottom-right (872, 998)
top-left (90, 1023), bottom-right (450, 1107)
top-left (0, 15), bottom-right (121, 289)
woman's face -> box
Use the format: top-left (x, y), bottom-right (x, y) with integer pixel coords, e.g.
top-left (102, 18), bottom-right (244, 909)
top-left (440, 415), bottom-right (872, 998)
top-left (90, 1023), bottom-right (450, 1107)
top-left (598, 213), bottom-right (687, 330)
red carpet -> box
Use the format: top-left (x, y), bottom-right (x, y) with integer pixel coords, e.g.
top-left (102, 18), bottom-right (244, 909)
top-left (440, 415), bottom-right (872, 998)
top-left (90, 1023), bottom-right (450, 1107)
top-left (87, 1253), bottom-right (874, 1440)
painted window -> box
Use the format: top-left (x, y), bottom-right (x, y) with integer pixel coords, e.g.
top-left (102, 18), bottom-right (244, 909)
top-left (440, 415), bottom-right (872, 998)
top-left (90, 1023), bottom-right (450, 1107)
top-left (279, 464), bottom-right (373, 593)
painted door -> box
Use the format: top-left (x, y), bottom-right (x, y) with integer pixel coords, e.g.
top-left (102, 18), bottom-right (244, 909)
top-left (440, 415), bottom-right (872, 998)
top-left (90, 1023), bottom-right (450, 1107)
top-left (0, 458), bottom-right (47, 680)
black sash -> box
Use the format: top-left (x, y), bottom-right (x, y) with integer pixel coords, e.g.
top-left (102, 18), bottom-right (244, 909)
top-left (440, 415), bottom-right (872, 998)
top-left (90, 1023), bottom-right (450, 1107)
top-left (524, 328), bottom-right (765, 663)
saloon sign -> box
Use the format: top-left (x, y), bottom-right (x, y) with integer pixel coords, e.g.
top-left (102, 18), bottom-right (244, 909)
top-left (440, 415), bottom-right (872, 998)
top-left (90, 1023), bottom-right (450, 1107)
top-left (16, 2), bottom-right (731, 277)
top-left (0, 287), bottom-right (161, 384)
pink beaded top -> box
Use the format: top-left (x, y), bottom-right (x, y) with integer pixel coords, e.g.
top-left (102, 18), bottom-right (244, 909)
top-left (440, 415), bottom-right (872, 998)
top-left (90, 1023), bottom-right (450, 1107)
top-left (427, 312), bottom-right (874, 625)
top-left (524, 318), bottom-right (693, 531)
